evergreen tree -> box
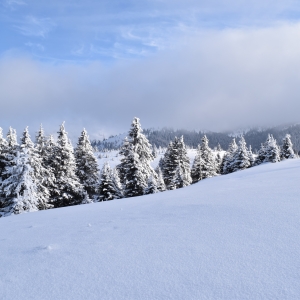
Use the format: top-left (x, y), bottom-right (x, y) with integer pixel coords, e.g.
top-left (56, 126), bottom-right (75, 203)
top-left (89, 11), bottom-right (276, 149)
top-left (248, 145), bottom-right (255, 167)
top-left (156, 167), bottom-right (166, 192)
top-left (264, 135), bottom-right (281, 163)
top-left (191, 135), bottom-right (217, 182)
top-left (222, 138), bottom-right (238, 174)
top-left (191, 145), bottom-right (203, 183)
top-left (50, 123), bottom-right (85, 207)
top-left (117, 118), bottom-right (156, 197)
top-left (144, 175), bottom-right (159, 194)
top-left (215, 151), bottom-right (223, 174)
top-left (255, 143), bottom-right (266, 165)
top-left (98, 162), bottom-right (123, 201)
top-left (231, 136), bottom-right (251, 172)
top-left (0, 127), bottom-right (51, 217)
top-left (0, 128), bottom-right (8, 180)
top-left (123, 145), bottom-right (147, 197)
top-left (281, 134), bottom-right (295, 160)
top-left (35, 125), bottom-right (47, 158)
top-left (162, 137), bottom-right (191, 189)
top-left (111, 168), bottom-right (123, 198)
top-left (75, 129), bottom-right (99, 199)
top-left (256, 135), bottom-right (280, 164)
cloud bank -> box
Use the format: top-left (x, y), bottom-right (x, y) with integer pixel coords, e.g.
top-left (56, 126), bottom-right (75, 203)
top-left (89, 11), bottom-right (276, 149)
top-left (1, 23), bottom-right (300, 140)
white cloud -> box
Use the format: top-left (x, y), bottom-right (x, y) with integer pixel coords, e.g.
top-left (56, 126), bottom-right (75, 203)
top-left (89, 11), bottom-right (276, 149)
top-left (14, 16), bottom-right (55, 38)
top-left (1, 22), bottom-right (300, 138)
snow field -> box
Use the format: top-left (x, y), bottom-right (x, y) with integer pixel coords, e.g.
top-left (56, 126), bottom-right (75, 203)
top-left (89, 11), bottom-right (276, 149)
top-left (0, 159), bottom-right (300, 299)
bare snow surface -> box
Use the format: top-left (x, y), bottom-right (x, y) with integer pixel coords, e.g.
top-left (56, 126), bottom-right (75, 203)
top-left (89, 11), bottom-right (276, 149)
top-left (1, 159), bottom-right (300, 299)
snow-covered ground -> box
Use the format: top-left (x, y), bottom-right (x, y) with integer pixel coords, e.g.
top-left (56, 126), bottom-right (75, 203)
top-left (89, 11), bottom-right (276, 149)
top-left (1, 159), bottom-right (300, 299)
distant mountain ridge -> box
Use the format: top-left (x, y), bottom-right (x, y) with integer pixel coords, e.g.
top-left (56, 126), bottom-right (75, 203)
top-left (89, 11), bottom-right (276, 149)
top-left (91, 124), bottom-right (300, 153)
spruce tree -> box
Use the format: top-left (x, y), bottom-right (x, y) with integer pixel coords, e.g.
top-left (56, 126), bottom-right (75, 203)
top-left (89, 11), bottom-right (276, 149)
top-left (98, 162), bottom-right (123, 201)
top-left (222, 138), bottom-right (238, 174)
top-left (75, 129), bottom-right (99, 199)
top-left (281, 134), bottom-right (295, 160)
top-left (264, 134), bottom-right (281, 163)
top-left (117, 118), bottom-right (156, 197)
top-left (231, 136), bottom-right (251, 172)
top-left (50, 123), bottom-right (85, 207)
top-left (162, 137), bottom-right (191, 189)
top-left (123, 145), bottom-right (147, 197)
top-left (0, 127), bottom-right (51, 217)
top-left (162, 141), bottom-right (177, 190)
top-left (191, 135), bottom-right (217, 182)
top-left (0, 128), bottom-right (8, 180)
top-left (191, 145), bottom-right (203, 183)
top-left (156, 167), bottom-right (166, 192)
top-left (144, 175), bottom-right (159, 195)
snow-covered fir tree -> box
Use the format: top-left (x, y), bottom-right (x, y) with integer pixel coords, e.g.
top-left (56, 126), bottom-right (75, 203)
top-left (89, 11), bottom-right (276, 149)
top-left (231, 136), bottom-right (251, 172)
top-left (155, 166), bottom-right (166, 192)
top-left (0, 127), bottom-right (19, 183)
top-left (0, 128), bottom-right (52, 217)
top-left (35, 125), bottom-right (47, 158)
top-left (98, 162), bottom-right (123, 201)
top-left (152, 144), bottom-right (158, 158)
top-left (123, 145), bottom-right (147, 197)
top-left (111, 168), bottom-right (123, 198)
top-left (281, 134), bottom-right (295, 160)
top-left (117, 118), bottom-right (156, 197)
top-left (215, 151), bottom-right (223, 174)
top-left (0, 128), bottom-right (8, 180)
top-left (256, 134), bottom-right (280, 164)
top-left (75, 129), bottom-right (99, 199)
top-left (162, 136), bottom-right (191, 189)
top-left (264, 135), bottom-right (281, 163)
top-left (144, 175), bottom-right (159, 195)
top-left (248, 145), bottom-right (255, 167)
top-left (222, 138), bottom-right (238, 174)
top-left (191, 135), bottom-right (217, 182)
top-left (50, 123), bottom-right (85, 207)
top-left (191, 145), bottom-right (202, 183)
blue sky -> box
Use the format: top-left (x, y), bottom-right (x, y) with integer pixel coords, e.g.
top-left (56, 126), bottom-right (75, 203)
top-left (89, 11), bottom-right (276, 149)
top-left (2, 0), bottom-right (300, 62)
top-left (1, 0), bottom-right (300, 139)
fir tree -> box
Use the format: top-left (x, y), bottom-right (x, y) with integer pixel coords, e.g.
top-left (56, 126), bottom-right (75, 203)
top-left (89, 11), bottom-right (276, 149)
top-left (264, 135), bottom-right (281, 163)
top-left (144, 175), bottom-right (159, 194)
top-left (162, 137), bottom-right (191, 189)
top-left (281, 134), bottom-right (295, 160)
top-left (98, 162), bottom-right (123, 201)
top-left (191, 135), bottom-right (217, 182)
top-left (231, 136), bottom-right (251, 172)
top-left (117, 118), bottom-right (156, 197)
top-left (191, 145), bottom-right (203, 183)
top-left (0, 127), bottom-right (51, 217)
top-left (248, 145), bottom-right (255, 167)
top-left (75, 129), bottom-right (99, 199)
top-left (222, 138), bottom-right (238, 174)
top-left (123, 145), bottom-right (147, 197)
top-left (50, 123), bottom-right (85, 207)
top-left (0, 128), bottom-right (8, 180)
top-left (156, 167), bottom-right (166, 192)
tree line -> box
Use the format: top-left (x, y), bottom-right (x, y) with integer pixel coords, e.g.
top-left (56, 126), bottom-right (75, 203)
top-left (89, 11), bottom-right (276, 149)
top-left (0, 118), bottom-right (296, 217)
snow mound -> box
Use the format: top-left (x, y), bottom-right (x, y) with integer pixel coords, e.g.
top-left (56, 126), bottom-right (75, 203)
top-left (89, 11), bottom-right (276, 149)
top-left (1, 159), bottom-right (300, 299)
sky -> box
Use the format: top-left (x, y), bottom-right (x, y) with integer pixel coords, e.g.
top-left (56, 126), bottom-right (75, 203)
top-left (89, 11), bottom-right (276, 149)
top-left (1, 0), bottom-right (300, 140)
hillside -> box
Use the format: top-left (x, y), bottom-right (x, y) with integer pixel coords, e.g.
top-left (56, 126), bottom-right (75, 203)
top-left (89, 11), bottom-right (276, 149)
top-left (92, 124), bottom-right (300, 153)
top-left (0, 159), bottom-right (300, 299)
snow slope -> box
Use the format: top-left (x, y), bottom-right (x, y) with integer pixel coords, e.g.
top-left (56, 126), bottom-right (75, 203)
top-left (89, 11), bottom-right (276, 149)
top-left (1, 160), bottom-right (300, 299)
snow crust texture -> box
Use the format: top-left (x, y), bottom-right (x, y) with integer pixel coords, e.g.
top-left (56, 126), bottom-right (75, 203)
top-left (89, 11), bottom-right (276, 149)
top-left (0, 159), bottom-right (300, 299)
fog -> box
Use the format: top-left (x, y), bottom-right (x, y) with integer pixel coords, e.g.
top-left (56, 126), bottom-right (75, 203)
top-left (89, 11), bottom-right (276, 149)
top-left (1, 23), bottom-right (300, 140)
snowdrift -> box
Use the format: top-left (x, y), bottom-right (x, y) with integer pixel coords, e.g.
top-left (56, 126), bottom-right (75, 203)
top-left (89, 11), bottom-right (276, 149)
top-left (1, 159), bottom-right (300, 299)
